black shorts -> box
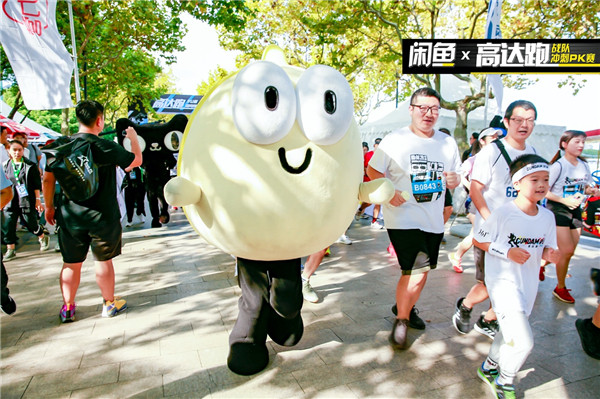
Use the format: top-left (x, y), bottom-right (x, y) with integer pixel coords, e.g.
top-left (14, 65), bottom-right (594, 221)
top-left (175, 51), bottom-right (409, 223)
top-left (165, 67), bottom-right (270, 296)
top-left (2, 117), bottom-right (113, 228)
top-left (58, 220), bottom-right (122, 263)
top-left (546, 200), bottom-right (583, 229)
top-left (387, 229), bottom-right (443, 275)
top-left (474, 246), bottom-right (485, 282)
top-left (444, 190), bottom-right (453, 207)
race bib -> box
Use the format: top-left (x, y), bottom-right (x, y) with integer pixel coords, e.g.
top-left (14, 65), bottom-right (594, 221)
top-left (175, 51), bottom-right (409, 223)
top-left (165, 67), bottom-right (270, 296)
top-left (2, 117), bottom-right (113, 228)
top-left (16, 183), bottom-right (28, 198)
top-left (409, 154), bottom-right (444, 203)
top-left (130, 170), bottom-right (137, 179)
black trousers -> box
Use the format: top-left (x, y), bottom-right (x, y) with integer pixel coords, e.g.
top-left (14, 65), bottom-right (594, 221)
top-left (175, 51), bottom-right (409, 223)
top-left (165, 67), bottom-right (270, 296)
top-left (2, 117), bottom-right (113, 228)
top-left (124, 184), bottom-right (146, 222)
top-left (2, 208), bottom-right (43, 245)
top-left (230, 257), bottom-right (304, 347)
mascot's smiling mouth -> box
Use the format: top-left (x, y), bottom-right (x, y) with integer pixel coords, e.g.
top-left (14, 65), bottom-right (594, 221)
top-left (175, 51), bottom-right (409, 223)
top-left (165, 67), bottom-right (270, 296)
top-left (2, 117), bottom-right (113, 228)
top-left (278, 147), bottom-right (312, 174)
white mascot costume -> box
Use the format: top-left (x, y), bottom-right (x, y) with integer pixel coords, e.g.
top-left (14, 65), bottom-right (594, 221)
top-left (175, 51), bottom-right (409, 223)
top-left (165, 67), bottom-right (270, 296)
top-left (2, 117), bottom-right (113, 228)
top-left (165, 46), bottom-right (394, 375)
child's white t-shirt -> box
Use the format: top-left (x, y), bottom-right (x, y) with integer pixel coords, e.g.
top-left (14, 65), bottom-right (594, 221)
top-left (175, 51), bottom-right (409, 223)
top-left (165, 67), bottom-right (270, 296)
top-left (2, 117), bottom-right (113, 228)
top-left (368, 127), bottom-right (461, 233)
top-left (474, 201), bottom-right (557, 316)
top-left (548, 157), bottom-right (593, 199)
top-left (470, 139), bottom-right (536, 231)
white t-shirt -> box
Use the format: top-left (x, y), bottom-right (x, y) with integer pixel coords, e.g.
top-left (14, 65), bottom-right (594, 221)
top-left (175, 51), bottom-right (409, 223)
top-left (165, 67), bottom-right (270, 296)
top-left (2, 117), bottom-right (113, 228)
top-left (471, 138), bottom-right (536, 230)
top-left (548, 157), bottom-right (592, 199)
top-left (475, 201), bottom-right (557, 316)
top-left (0, 146), bottom-right (8, 165)
top-left (368, 126), bottom-right (461, 233)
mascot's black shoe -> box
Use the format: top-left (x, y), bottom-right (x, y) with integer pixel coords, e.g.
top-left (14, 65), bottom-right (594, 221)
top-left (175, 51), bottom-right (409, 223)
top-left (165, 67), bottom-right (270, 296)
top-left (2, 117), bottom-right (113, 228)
top-left (591, 268), bottom-right (600, 296)
top-left (267, 311), bottom-right (303, 346)
top-left (151, 218), bottom-right (162, 228)
top-left (227, 342), bottom-right (269, 375)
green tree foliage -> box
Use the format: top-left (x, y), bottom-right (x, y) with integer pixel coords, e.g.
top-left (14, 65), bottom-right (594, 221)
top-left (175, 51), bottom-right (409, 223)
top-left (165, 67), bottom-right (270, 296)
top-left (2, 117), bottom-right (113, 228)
top-left (215, 0), bottom-right (600, 146)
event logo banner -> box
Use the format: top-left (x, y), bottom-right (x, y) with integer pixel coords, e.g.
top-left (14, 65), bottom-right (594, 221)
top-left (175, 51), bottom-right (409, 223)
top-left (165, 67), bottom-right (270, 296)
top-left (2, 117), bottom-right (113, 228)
top-left (151, 94), bottom-right (202, 114)
top-left (402, 39), bottom-right (600, 74)
top-left (0, 0), bottom-right (75, 110)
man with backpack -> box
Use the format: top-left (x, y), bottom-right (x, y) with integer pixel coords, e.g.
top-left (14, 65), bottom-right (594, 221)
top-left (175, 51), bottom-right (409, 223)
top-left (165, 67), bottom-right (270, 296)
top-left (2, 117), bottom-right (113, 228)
top-left (42, 100), bottom-right (142, 323)
top-left (452, 100), bottom-right (539, 338)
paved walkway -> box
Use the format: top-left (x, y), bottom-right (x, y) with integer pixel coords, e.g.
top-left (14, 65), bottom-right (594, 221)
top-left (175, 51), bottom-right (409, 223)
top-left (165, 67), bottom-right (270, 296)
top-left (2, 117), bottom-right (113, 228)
top-left (1, 211), bottom-right (598, 398)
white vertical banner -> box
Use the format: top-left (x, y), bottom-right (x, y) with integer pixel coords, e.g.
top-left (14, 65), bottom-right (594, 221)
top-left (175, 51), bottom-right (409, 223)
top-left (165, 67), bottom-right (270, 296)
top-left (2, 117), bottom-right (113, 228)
top-left (485, 0), bottom-right (503, 113)
top-left (0, 0), bottom-right (75, 110)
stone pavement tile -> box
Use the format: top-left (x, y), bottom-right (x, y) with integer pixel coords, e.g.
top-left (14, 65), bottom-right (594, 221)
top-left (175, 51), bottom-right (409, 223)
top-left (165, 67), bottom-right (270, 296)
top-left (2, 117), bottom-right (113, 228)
top-left (24, 363), bottom-right (118, 396)
top-left (421, 335), bottom-right (488, 363)
top-left (162, 369), bottom-right (212, 397)
top-left (0, 340), bottom-right (52, 370)
top-left (427, 354), bottom-right (485, 387)
top-left (524, 375), bottom-right (600, 399)
top-left (534, 350), bottom-right (600, 383)
top-left (328, 317), bottom-right (391, 343)
top-left (308, 384), bottom-right (359, 398)
top-left (206, 364), bottom-right (251, 388)
top-left (292, 362), bottom-right (377, 392)
top-left (118, 351), bottom-right (202, 382)
top-left (422, 377), bottom-right (490, 399)
top-left (346, 366), bottom-right (442, 398)
top-left (0, 376), bottom-right (31, 399)
top-left (80, 338), bottom-right (160, 368)
top-left (198, 345), bottom-right (230, 369)
top-left (517, 365), bottom-right (564, 397)
top-left (159, 330), bottom-right (229, 355)
top-left (211, 369), bottom-right (304, 398)
top-left (6, 349), bottom-right (84, 380)
top-left (69, 375), bottom-right (163, 399)
top-left (266, 348), bottom-right (327, 373)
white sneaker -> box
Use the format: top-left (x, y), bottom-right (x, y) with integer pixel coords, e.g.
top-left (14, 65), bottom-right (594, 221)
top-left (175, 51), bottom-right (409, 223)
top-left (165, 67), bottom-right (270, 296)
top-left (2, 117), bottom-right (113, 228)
top-left (125, 221), bottom-right (133, 227)
top-left (336, 234), bottom-right (352, 245)
top-left (371, 220), bottom-right (384, 229)
top-left (302, 279), bottom-right (319, 303)
top-left (137, 214), bottom-right (146, 224)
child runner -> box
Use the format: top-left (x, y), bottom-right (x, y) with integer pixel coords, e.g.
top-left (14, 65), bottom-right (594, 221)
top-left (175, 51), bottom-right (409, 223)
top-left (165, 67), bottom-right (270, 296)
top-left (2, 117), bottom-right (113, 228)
top-left (474, 154), bottom-right (559, 399)
top-left (453, 100), bottom-right (538, 339)
top-left (2, 140), bottom-right (50, 260)
top-left (541, 130), bottom-right (599, 303)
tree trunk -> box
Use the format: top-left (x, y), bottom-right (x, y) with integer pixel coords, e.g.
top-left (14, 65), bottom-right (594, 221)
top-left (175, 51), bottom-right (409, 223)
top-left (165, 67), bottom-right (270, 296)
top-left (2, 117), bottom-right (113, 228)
top-left (453, 106), bottom-right (468, 151)
top-left (7, 91), bottom-right (23, 119)
top-left (61, 108), bottom-right (70, 135)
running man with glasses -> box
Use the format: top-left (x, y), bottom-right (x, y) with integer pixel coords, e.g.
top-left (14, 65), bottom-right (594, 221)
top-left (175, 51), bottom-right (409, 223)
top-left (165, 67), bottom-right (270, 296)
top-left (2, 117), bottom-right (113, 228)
top-left (368, 87), bottom-right (461, 349)
top-left (453, 100), bottom-right (539, 339)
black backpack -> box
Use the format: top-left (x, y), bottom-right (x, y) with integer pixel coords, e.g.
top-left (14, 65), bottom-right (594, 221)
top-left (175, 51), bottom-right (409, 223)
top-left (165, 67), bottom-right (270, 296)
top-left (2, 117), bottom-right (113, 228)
top-left (42, 136), bottom-right (99, 201)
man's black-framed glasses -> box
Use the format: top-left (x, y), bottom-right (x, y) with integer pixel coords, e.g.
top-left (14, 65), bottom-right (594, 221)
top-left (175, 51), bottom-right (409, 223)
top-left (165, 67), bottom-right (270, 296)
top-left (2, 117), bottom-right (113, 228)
top-left (410, 104), bottom-right (441, 115)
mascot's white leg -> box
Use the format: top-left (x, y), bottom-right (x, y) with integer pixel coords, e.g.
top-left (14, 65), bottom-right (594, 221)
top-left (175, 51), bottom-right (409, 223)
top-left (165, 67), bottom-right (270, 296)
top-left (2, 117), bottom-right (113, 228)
top-left (228, 258), bottom-right (304, 376)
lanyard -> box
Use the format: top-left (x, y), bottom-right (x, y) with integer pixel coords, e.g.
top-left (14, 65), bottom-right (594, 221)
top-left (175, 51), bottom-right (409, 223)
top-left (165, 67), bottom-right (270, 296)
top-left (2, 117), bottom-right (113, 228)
top-left (11, 160), bottom-right (23, 183)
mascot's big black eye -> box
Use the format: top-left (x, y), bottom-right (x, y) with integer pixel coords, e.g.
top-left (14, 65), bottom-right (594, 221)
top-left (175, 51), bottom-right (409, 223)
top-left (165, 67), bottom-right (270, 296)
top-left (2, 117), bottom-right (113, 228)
top-left (296, 65), bottom-right (354, 145)
top-left (324, 90), bottom-right (336, 114)
top-left (164, 130), bottom-right (183, 151)
top-left (265, 86), bottom-right (279, 111)
top-left (232, 61), bottom-right (296, 145)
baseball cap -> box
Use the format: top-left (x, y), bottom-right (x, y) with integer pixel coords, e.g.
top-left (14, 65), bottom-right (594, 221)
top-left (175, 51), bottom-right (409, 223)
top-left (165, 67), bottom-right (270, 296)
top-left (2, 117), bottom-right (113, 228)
top-left (479, 127), bottom-right (502, 140)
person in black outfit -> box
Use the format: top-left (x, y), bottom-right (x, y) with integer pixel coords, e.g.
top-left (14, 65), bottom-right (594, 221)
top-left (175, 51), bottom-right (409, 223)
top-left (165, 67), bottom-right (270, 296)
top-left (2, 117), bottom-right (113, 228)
top-left (43, 100), bottom-right (142, 323)
top-left (123, 166), bottom-right (146, 226)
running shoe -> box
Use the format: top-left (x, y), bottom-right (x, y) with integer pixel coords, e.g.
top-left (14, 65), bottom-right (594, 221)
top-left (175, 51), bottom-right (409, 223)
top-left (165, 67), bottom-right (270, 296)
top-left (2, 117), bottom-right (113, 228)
top-left (102, 296), bottom-right (127, 318)
top-left (1, 295), bottom-right (17, 315)
top-left (39, 235), bottom-right (50, 251)
top-left (389, 318), bottom-right (409, 349)
top-left (474, 315), bottom-right (499, 339)
top-left (449, 252), bottom-right (463, 273)
top-left (539, 266), bottom-right (545, 281)
top-left (477, 363), bottom-right (499, 396)
top-left (553, 286), bottom-right (575, 304)
top-left (494, 381), bottom-right (516, 399)
top-left (452, 297), bottom-right (472, 334)
top-left (391, 305), bottom-right (426, 330)
top-left (575, 318), bottom-right (600, 360)
top-left (335, 234), bottom-right (352, 245)
top-left (302, 279), bottom-right (319, 303)
top-left (371, 220), bottom-right (384, 229)
top-left (4, 249), bottom-right (16, 261)
top-left (59, 303), bottom-right (76, 323)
